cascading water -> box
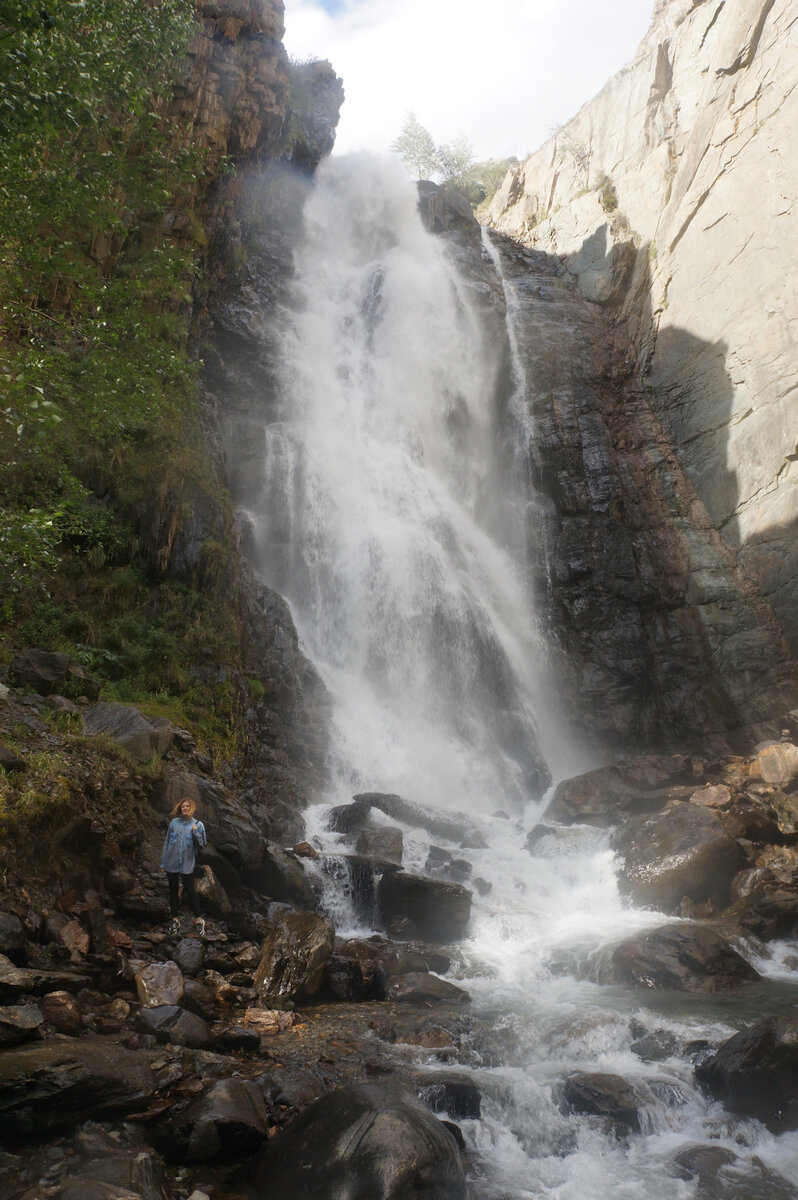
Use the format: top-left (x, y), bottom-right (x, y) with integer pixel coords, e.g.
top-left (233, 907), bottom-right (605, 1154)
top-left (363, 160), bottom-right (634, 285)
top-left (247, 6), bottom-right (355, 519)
top-left (240, 155), bottom-right (798, 1198)
top-left (243, 153), bottom-right (572, 811)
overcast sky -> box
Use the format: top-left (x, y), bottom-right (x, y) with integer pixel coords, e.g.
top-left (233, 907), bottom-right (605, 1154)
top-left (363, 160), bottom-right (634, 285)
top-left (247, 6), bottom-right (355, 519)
top-left (284, 0), bottom-right (655, 163)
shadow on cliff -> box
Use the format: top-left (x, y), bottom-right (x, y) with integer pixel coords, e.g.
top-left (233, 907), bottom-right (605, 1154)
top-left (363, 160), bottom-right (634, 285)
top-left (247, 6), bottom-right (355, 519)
top-left (508, 223), bottom-right (798, 753)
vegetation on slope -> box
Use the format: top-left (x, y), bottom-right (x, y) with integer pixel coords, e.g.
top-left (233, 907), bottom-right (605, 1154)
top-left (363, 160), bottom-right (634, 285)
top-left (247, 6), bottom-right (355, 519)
top-left (0, 1), bottom-right (244, 754)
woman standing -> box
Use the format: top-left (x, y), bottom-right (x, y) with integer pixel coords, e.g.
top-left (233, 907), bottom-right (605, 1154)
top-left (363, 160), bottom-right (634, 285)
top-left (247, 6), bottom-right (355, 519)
top-left (161, 797), bottom-right (207, 936)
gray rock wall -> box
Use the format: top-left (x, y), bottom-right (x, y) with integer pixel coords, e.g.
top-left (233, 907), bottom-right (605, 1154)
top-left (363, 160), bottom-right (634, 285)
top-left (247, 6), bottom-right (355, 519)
top-left (488, 0), bottom-right (798, 653)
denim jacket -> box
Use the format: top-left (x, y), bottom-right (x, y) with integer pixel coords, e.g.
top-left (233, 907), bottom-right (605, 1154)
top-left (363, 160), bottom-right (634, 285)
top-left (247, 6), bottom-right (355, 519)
top-left (161, 817), bottom-right (206, 874)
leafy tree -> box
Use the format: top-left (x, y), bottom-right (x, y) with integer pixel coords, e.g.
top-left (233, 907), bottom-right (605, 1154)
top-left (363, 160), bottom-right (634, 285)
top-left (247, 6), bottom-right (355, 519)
top-left (391, 112), bottom-right (442, 180)
top-left (438, 134), bottom-right (475, 183)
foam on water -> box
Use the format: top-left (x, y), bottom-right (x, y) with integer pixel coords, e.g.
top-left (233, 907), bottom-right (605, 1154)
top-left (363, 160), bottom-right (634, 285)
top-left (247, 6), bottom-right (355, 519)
top-left (242, 155), bottom-right (798, 1198)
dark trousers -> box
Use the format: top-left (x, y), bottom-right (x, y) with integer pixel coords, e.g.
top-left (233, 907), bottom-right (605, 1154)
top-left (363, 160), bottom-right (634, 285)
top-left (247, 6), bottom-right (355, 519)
top-left (167, 871), bottom-right (200, 918)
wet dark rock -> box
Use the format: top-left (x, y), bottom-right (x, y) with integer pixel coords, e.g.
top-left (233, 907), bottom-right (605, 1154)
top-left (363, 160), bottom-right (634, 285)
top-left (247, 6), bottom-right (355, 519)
top-left (8, 650), bottom-right (88, 697)
top-left (722, 879), bottom-right (798, 940)
top-left (324, 940), bottom-right (386, 1002)
top-left (612, 804), bottom-right (741, 911)
top-left (609, 924), bottom-right (760, 992)
top-left (194, 864), bottom-right (231, 917)
top-left (182, 978), bottom-right (217, 1022)
top-left (213, 1024), bottom-right (261, 1053)
top-left (695, 1016), bottom-right (798, 1131)
top-left (249, 841), bottom-right (318, 909)
top-left (425, 846), bottom-right (472, 883)
top-left (253, 910), bottom-right (334, 1007)
top-left (115, 892), bottom-right (171, 925)
top-left (629, 1028), bottom-right (681, 1062)
top-left (719, 801), bottom-right (781, 843)
top-left (83, 702), bottom-right (173, 761)
top-left (378, 873), bottom-right (471, 943)
top-left (135, 961), bottom-right (185, 1008)
top-left (0, 1003), bottom-right (43, 1046)
top-left (62, 1150), bottom-right (163, 1200)
top-left (0, 1039), bottom-right (158, 1135)
top-left (0, 912), bottom-right (25, 960)
top-left (411, 1072), bottom-right (481, 1118)
top-left (105, 866), bottom-right (137, 896)
top-left (562, 1071), bottom-right (643, 1134)
top-left (672, 1143), bottom-right (737, 1180)
top-left (134, 1004), bottom-right (213, 1049)
top-left (356, 826), bottom-right (404, 864)
top-left (0, 953), bottom-right (93, 1001)
top-left (251, 1081), bottom-right (466, 1199)
top-left (0, 745), bottom-right (26, 772)
top-left (355, 792), bottom-right (481, 845)
top-left (39, 990), bottom-right (83, 1035)
top-left (730, 867), bottom-right (775, 902)
top-left (328, 798), bottom-right (371, 834)
top-left (386, 972), bottom-right (470, 1005)
top-left (173, 938), bottom-right (206, 976)
top-left (382, 945), bottom-right (451, 977)
top-left (59, 1181), bottom-right (142, 1200)
top-left (157, 1077), bottom-right (269, 1163)
top-left (544, 756), bottom-right (696, 825)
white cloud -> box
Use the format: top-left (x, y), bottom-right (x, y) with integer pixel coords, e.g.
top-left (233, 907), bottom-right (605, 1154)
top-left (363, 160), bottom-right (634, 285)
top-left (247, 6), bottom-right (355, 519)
top-left (284, 0), bottom-right (655, 162)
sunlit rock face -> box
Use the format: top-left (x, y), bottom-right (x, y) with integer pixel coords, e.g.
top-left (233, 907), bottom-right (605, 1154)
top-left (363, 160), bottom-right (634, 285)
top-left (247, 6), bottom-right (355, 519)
top-left (487, 0), bottom-right (798, 744)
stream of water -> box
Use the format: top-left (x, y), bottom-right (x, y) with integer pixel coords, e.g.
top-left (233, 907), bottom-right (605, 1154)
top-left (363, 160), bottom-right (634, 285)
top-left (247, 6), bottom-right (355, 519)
top-left (244, 155), bottom-right (798, 1198)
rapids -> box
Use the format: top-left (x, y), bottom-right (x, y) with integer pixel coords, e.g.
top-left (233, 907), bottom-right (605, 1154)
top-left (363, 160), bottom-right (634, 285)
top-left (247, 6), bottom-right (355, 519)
top-left (242, 155), bottom-right (798, 1198)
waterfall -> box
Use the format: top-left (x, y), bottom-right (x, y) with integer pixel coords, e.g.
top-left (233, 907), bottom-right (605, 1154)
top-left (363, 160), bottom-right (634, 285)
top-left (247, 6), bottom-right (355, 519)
top-left (236, 154), bottom-right (798, 1199)
top-left (244, 153), bottom-right (570, 811)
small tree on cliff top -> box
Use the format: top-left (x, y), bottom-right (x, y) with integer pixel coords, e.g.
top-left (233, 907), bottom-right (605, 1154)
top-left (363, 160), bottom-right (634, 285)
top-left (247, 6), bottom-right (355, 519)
top-left (391, 111), bottom-right (440, 179)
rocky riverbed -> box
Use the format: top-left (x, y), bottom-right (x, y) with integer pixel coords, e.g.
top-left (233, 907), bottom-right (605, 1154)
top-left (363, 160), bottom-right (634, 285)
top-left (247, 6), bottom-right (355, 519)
top-left (3, 660), bottom-right (798, 1198)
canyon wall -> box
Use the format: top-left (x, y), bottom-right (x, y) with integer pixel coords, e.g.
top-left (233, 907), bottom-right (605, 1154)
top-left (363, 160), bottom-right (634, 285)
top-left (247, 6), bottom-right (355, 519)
top-left (487, 0), bottom-right (798, 749)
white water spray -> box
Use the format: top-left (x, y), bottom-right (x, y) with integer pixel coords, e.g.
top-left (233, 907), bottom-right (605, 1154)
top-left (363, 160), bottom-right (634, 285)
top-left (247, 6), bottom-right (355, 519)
top-left (245, 154), bottom-right (569, 810)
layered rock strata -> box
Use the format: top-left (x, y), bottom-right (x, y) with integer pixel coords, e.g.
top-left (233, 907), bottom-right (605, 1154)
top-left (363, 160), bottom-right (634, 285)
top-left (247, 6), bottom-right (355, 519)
top-left (487, 0), bottom-right (798, 746)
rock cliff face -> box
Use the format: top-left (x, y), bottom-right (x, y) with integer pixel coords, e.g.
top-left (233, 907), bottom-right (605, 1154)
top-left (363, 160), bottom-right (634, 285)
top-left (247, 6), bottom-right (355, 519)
top-left (163, 0), bottom-right (344, 819)
top-left (488, 0), bottom-right (798, 748)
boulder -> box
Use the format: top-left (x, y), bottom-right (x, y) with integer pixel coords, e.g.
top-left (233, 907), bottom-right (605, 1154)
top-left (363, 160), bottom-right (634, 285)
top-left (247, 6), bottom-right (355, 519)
top-left (695, 1017), bottom-right (798, 1131)
top-left (378, 873), bottom-right (471, 943)
top-left (134, 1004), bottom-right (213, 1049)
top-left (194, 864), bottom-right (231, 917)
top-left (563, 1072), bottom-right (644, 1134)
top-left (609, 924), bottom-right (760, 992)
top-left (385, 973), bottom-right (470, 1005)
top-left (83, 702), bottom-right (173, 761)
top-left (328, 799), bottom-right (371, 834)
top-left (135, 961), bottom-right (185, 1008)
top-left (543, 756), bottom-right (695, 825)
top-left (612, 804), bottom-right (741, 911)
top-left (173, 938), bottom-right (206, 976)
top-left (253, 911), bottom-right (334, 1008)
top-left (382, 945), bottom-right (451, 977)
top-left (690, 784), bottom-right (732, 809)
top-left (750, 743), bottom-right (798, 788)
top-left (251, 1081), bottom-right (465, 1200)
top-left (0, 913), bottom-right (25, 960)
top-left (354, 792), bottom-right (482, 845)
top-left (0, 1004), bottom-right (43, 1047)
top-left (0, 746), bottom-right (26, 773)
top-left (671, 1143), bottom-right (796, 1198)
top-left (724, 880), bottom-right (798, 940)
top-left (411, 1072), bottom-right (481, 1119)
top-left (242, 1008), bottom-right (302, 1036)
top-left (39, 990), bottom-right (83, 1036)
top-left (181, 978), bottom-right (217, 1022)
top-left (719, 801), bottom-right (781, 844)
top-left (324, 940), bottom-right (386, 1002)
top-left (356, 826), bottom-right (404, 865)
top-left (0, 954), bottom-right (93, 1001)
top-left (249, 842), bottom-right (318, 909)
top-left (158, 1078), bottom-right (269, 1163)
top-left (0, 1039), bottom-right (158, 1135)
top-left (60, 1150), bottom-right (162, 1200)
top-left (8, 650), bottom-right (99, 697)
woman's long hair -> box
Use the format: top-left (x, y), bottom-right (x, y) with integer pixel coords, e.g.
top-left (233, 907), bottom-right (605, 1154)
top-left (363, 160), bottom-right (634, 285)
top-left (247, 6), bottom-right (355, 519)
top-left (170, 797), bottom-right (197, 818)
